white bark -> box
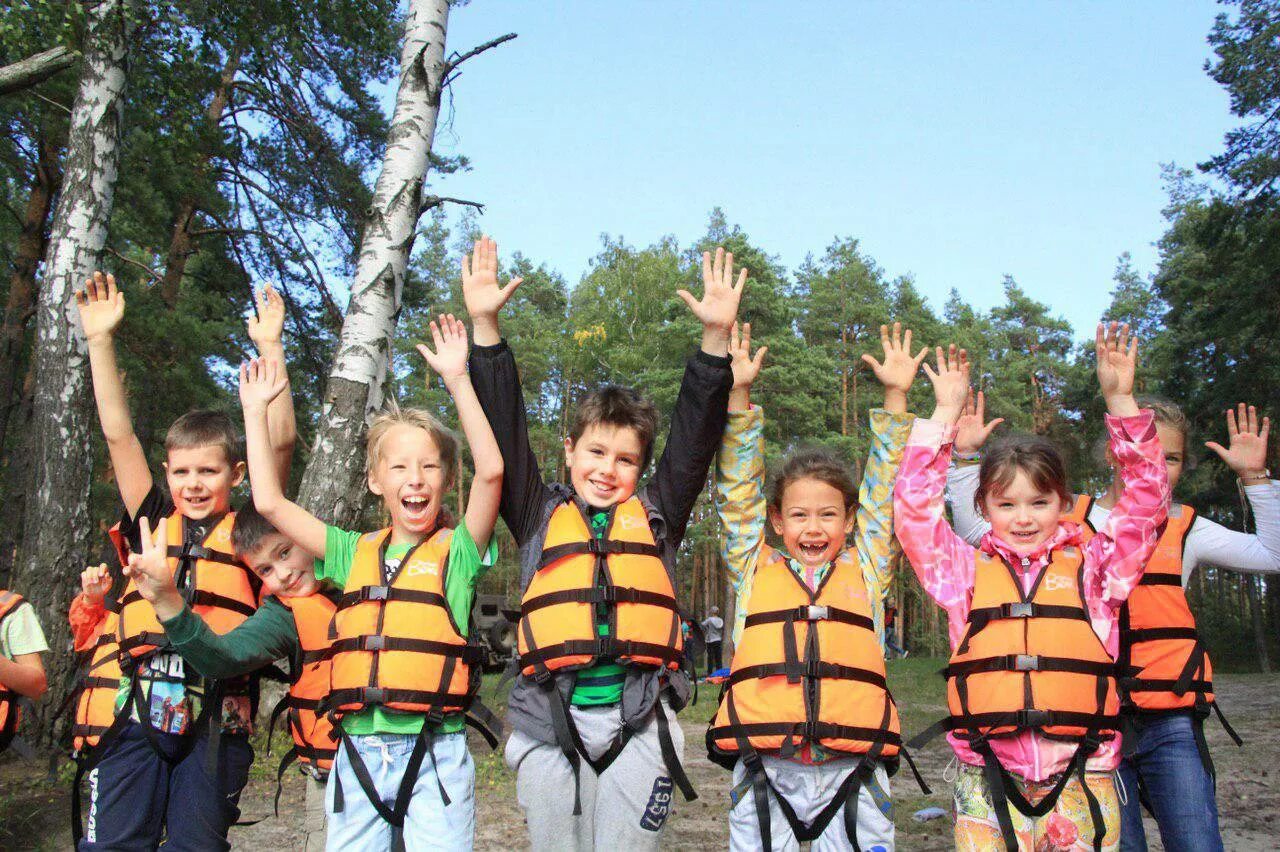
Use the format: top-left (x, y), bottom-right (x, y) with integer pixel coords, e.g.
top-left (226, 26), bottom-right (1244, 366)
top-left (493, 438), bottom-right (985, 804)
top-left (13, 0), bottom-right (128, 743)
top-left (297, 0), bottom-right (452, 524)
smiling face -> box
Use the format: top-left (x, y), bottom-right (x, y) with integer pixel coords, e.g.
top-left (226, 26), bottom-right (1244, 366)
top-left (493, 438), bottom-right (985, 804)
top-left (163, 444), bottom-right (244, 520)
top-left (982, 469), bottom-right (1068, 555)
top-left (768, 476), bottom-right (855, 570)
top-left (367, 423), bottom-right (450, 544)
top-left (242, 531), bottom-right (318, 598)
top-left (564, 422), bottom-right (645, 509)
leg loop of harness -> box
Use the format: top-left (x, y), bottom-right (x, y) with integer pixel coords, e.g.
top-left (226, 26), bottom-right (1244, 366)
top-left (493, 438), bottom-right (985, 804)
top-left (899, 745), bottom-right (932, 795)
top-left (654, 694), bottom-right (697, 802)
top-left (741, 752), bottom-right (773, 852)
top-left (1211, 701), bottom-right (1243, 747)
top-left (274, 747), bottom-right (299, 817)
top-left (543, 679), bottom-right (584, 816)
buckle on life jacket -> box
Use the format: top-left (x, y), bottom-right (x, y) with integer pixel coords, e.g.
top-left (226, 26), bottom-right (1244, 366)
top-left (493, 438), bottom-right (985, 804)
top-left (361, 687), bottom-right (386, 706)
top-left (1015, 654), bottom-right (1040, 672)
top-left (1004, 602), bottom-right (1034, 619)
top-left (361, 586), bottom-right (390, 602)
top-left (797, 605), bottom-right (829, 621)
top-left (361, 635), bottom-right (386, 652)
top-left (1017, 709), bottom-right (1050, 728)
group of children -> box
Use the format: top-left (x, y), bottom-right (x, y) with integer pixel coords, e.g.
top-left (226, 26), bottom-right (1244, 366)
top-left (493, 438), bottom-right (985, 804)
top-left (0, 237), bottom-right (1273, 851)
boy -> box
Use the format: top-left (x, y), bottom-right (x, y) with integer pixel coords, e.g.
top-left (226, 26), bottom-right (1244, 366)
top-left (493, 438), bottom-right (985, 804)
top-left (0, 586), bottom-right (49, 751)
top-left (112, 503), bottom-right (336, 852)
top-left (463, 237), bottom-right (742, 849)
top-left (69, 273), bottom-right (295, 850)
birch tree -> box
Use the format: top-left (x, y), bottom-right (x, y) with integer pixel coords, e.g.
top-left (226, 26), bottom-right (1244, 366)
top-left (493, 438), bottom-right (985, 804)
top-left (296, 0), bottom-right (512, 524)
top-left (11, 0), bottom-right (128, 736)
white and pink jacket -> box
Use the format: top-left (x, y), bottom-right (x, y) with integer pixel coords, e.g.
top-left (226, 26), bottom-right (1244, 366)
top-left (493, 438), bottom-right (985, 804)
top-left (893, 411), bottom-right (1169, 781)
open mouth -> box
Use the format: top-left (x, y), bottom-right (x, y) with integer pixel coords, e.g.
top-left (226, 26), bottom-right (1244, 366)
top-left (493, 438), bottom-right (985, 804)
top-left (401, 494), bottom-right (432, 523)
top-left (587, 479), bottom-right (617, 499)
top-left (1010, 530), bottom-right (1039, 543)
top-left (183, 494), bottom-right (212, 512)
top-left (797, 541), bottom-right (829, 560)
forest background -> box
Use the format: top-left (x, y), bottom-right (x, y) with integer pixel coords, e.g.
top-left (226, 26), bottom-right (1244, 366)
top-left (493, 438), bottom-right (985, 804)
top-left (2, 0), bottom-right (1278, 746)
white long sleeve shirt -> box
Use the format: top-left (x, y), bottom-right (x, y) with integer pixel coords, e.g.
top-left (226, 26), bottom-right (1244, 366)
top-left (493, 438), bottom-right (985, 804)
top-left (946, 463), bottom-right (1280, 586)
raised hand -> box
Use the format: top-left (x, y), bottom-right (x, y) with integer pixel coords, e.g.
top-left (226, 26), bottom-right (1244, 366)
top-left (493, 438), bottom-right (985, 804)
top-left (238, 357), bottom-right (288, 412)
top-left (1205, 403), bottom-right (1271, 480)
top-left (922, 344), bottom-right (970, 425)
top-left (415, 314), bottom-right (470, 385)
top-left (247, 283), bottom-right (286, 348)
top-left (1096, 321), bottom-right (1137, 398)
top-left (955, 389), bottom-right (1005, 455)
top-left (729, 322), bottom-right (768, 390)
top-left (861, 322), bottom-right (929, 414)
top-left (74, 271), bottom-right (125, 342)
top-left (121, 518), bottom-right (181, 618)
top-left (80, 563), bottom-right (113, 604)
top-left (461, 236), bottom-right (523, 322)
top-left (679, 247), bottom-right (747, 355)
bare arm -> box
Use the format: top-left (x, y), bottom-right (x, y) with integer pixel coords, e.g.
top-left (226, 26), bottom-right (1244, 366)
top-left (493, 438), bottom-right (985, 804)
top-left (76, 272), bottom-right (151, 518)
top-left (239, 358), bottom-right (327, 558)
top-left (416, 315), bottom-right (503, 550)
top-left (247, 284), bottom-right (297, 486)
top-left (0, 653), bottom-right (46, 700)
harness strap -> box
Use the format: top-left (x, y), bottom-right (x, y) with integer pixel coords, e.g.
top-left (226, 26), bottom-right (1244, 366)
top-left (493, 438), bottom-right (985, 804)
top-left (1136, 573), bottom-right (1182, 586)
top-left (518, 638), bottom-right (683, 669)
top-left (743, 605), bottom-right (874, 631)
top-left (654, 692), bottom-right (697, 802)
top-left (519, 586), bottom-right (678, 615)
top-left (335, 586), bottom-right (448, 610)
top-left (322, 686), bottom-right (479, 715)
top-left (538, 539), bottom-right (661, 568)
top-left (327, 635), bottom-right (487, 662)
top-left (335, 722), bottom-right (439, 852)
top-left (543, 679), bottom-right (585, 815)
top-left (273, 747), bottom-right (299, 817)
top-left (726, 661), bottom-right (889, 691)
top-left (944, 654), bottom-right (1117, 678)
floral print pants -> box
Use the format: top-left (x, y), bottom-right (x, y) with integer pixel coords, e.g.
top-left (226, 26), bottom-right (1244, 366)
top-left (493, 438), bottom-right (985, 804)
top-left (953, 764), bottom-right (1120, 851)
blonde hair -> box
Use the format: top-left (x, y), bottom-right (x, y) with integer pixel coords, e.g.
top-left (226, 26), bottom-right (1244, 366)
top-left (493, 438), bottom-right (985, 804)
top-left (365, 408), bottom-right (459, 489)
top-left (1138, 395), bottom-right (1190, 442)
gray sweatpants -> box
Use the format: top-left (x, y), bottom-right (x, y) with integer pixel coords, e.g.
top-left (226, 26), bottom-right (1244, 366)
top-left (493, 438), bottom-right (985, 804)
top-left (505, 699), bottom-right (685, 851)
top-left (728, 755), bottom-right (895, 851)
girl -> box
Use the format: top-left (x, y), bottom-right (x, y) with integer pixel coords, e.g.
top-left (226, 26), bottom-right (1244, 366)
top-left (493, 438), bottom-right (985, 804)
top-left (946, 398), bottom-right (1277, 851)
top-left (894, 324), bottom-right (1169, 852)
top-left (238, 314), bottom-right (502, 851)
top-left (707, 321), bottom-right (926, 851)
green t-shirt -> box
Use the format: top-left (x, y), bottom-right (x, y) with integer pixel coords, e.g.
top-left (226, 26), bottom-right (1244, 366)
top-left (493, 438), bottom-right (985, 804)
top-left (0, 600), bottom-right (48, 659)
top-left (316, 522), bottom-right (496, 735)
top-left (569, 511), bottom-right (626, 706)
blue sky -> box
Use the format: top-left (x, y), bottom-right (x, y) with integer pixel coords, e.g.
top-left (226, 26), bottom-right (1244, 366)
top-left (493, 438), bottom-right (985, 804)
top-left (420, 1), bottom-right (1236, 338)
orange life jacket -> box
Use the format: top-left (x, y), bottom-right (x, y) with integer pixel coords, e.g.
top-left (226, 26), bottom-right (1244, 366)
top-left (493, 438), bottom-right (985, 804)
top-left (0, 590), bottom-right (26, 751)
top-left (326, 527), bottom-right (484, 719)
top-left (708, 548), bottom-right (901, 762)
top-left (1067, 501), bottom-right (1221, 714)
top-left (115, 512), bottom-right (260, 664)
top-left (517, 496), bottom-right (682, 679)
top-left (909, 543), bottom-right (1121, 852)
top-left (706, 548), bottom-right (909, 849)
top-left (946, 545), bottom-right (1120, 742)
top-left (70, 610), bottom-right (124, 755)
top-left (274, 592), bottom-right (339, 774)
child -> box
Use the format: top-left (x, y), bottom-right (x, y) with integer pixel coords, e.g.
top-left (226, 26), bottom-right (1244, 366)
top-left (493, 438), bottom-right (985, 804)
top-left (463, 237), bottom-right (741, 849)
top-left (0, 585), bottom-right (49, 751)
top-left (241, 314), bottom-right (503, 850)
top-left (101, 500), bottom-right (335, 852)
top-left (946, 398), bottom-right (1276, 851)
top-left (707, 321), bottom-right (924, 851)
top-left (69, 274), bottom-right (295, 850)
top-left (894, 324), bottom-right (1169, 852)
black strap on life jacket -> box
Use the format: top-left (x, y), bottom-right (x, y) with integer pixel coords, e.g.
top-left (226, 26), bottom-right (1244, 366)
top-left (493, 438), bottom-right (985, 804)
top-left (332, 719), bottom-right (441, 852)
top-left (972, 732), bottom-right (1107, 852)
top-left (541, 674), bottom-right (696, 817)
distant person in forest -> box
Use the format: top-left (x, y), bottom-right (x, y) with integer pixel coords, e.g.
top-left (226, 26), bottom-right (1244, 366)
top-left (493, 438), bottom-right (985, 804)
top-left (947, 395), bottom-right (1276, 852)
top-left (883, 598), bottom-right (907, 659)
top-left (462, 236), bottom-right (741, 850)
top-left (68, 274), bottom-right (295, 850)
top-left (896, 324), bottom-right (1168, 851)
top-left (707, 321), bottom-right (924, 850)
top-left (0, 585), bottom-right (48, 753)
top-left (700, 606), bottom-right (724, 672)
top-left (239, 314), bottom-right (503, 850)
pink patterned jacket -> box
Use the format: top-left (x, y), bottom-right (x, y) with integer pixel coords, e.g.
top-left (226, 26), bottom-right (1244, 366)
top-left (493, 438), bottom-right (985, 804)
top-left (893, 411), bottom-right (1169, 781)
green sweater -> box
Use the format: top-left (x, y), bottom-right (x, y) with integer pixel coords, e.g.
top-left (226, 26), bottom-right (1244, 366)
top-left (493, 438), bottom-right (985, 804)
top-left (163, 521), bottom-right (494, 736)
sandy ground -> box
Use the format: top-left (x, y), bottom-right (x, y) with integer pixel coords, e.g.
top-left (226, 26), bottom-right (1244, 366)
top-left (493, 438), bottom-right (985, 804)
top-left (2, 670), bottom-right (1276, 850)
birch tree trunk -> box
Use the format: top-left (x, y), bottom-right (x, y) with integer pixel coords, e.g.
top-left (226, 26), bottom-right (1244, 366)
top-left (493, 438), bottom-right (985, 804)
top-left (297, 0), bottom-right (452, 525)
top-left (11, 0), bottom-right (128, 744)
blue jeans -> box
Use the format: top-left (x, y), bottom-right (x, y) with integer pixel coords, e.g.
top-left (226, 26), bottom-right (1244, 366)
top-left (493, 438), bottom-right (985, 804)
top-left (326, 731), bottom-right (474, 851)
top-left (1118, 711), bottom-right (1223, 852)
top-left (79, 722), bottom-right (253, 851)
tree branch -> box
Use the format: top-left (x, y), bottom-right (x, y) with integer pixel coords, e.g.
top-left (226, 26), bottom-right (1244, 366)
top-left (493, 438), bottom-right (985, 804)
top-left (440, 33), bottom-right (518, 78)
top-left (106, 249), bottom-right (163, 285)
top-left (419, 195), bottom-right (484, 216)
top-left (0, 46), bottom-right (77, 98)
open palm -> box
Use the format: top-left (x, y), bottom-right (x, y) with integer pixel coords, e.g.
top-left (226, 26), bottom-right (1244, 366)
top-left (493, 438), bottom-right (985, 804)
top-left (74, 271), bottom-right (125, 341)
top-left (1205, 403), bottom-right (1271, 476)
top-left (678, 247), bottom-right (746, 330)
top-left (461, 236), bottom-right (522, 320)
